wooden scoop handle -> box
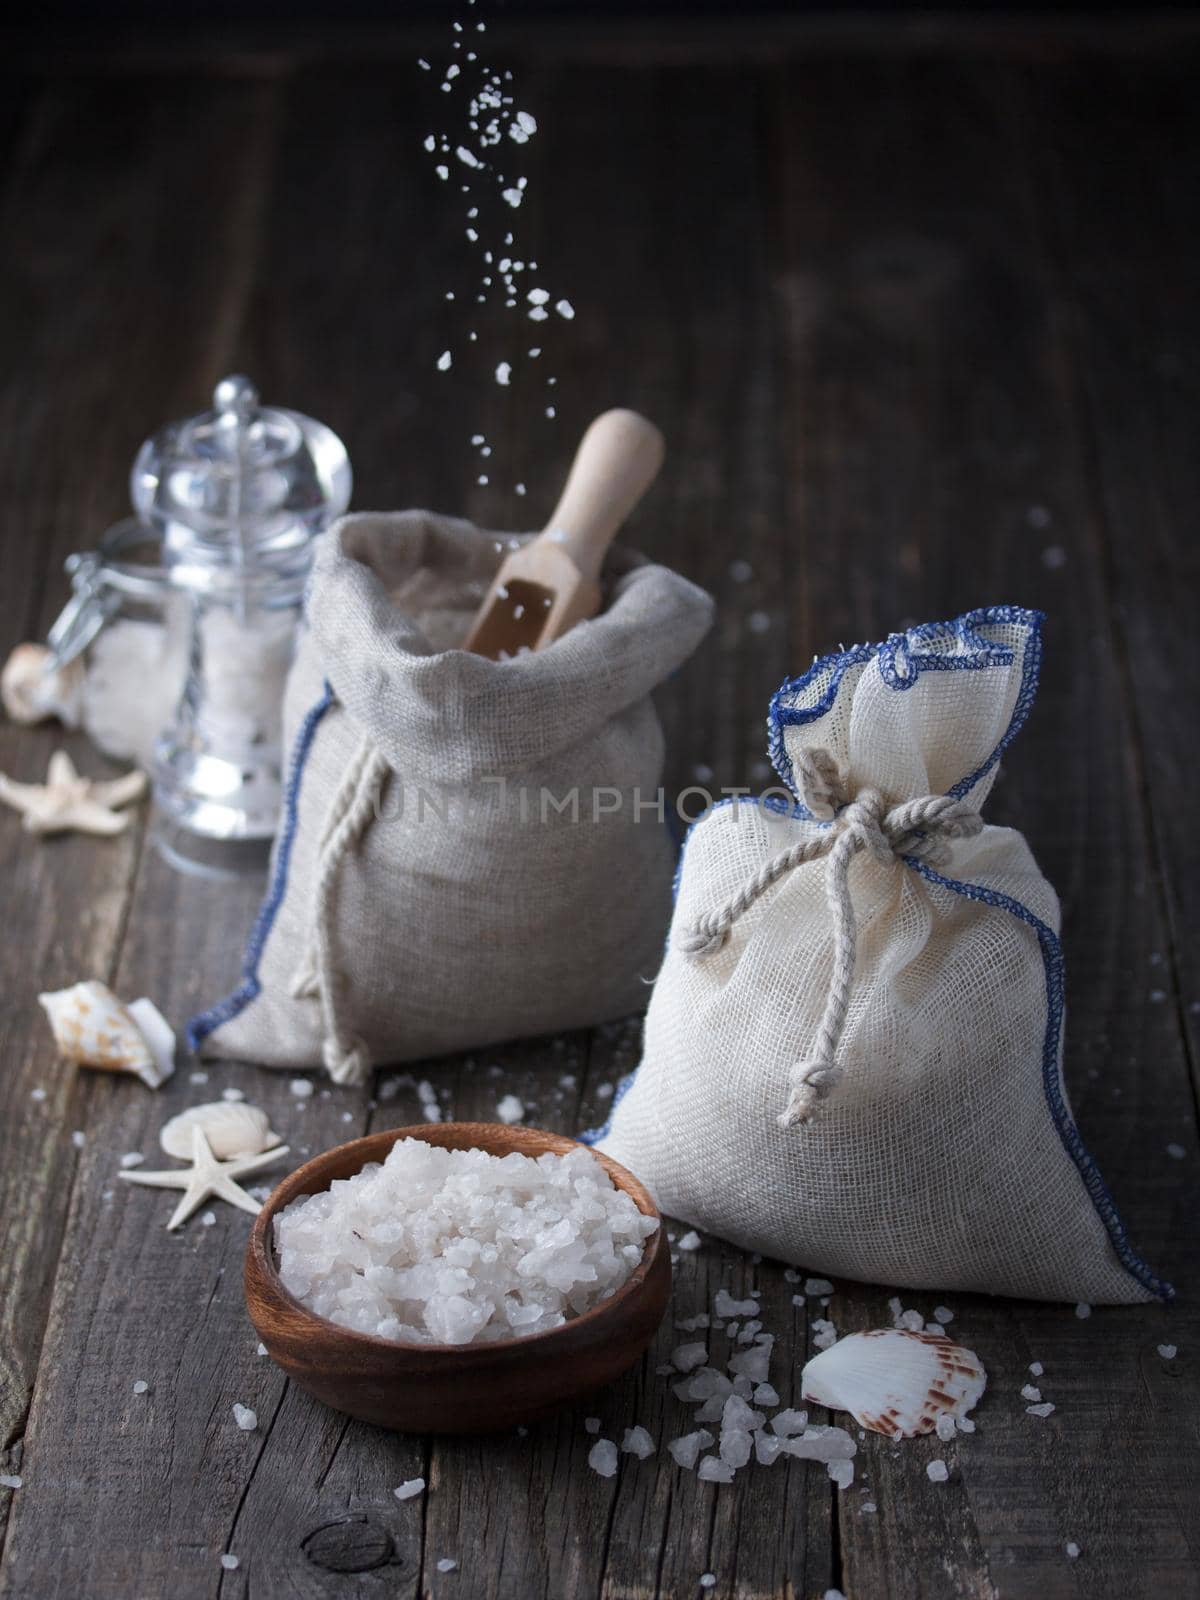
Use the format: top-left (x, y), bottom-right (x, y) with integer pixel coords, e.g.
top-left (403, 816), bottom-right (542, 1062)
top-left (540, 409), bottom-right (665, 582)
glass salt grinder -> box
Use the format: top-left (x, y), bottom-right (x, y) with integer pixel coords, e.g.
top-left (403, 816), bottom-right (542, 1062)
top-left (132, 375), bottom-right (351, 877)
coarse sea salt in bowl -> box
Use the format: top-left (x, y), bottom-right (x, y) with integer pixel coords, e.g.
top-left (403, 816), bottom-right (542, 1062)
top-left (245, 1122), bottom-right (671, 1434)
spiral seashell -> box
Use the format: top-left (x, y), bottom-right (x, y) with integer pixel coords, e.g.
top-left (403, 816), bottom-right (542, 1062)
top-left (159, 1101), bottom-right (281, 1161)
top-left (38, 981), bottom-right (175, 1089)
top-left (2, 643), bottom-right (84, 727)
top-left (800, 1328), bottom-right (986, 1439)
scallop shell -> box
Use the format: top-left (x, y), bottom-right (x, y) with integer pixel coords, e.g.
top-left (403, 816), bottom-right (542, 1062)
top-left (2, 643), bottom-right (84, 727)
top-left (38, 981), bottom-right (175, 1089)
top-left (159, 1101), bottom-right (280, 1161)
top-left (800, 1329), bottom-right (986, 1439)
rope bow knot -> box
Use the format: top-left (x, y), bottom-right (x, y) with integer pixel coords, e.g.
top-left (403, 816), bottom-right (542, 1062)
top-left (676, 748), bottom-right (983, 1128)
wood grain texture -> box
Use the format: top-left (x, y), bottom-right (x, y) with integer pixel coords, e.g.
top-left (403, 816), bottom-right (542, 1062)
top-left (0, 22), bottom-right (1196, 1600)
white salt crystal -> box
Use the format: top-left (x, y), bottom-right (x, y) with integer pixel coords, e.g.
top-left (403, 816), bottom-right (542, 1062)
top-left (926, 1460), bottom-right (949, 1483)
top-left (728, 1339), bottom-right (773, 1385)
top-left (222, 1087), bottom-right (245, 1102)
top-left (674, 1367), bottom-right (731, 1404)
top-left (133, 1380), bottom-right (149, 1395)
top-left (495, 362), bottom-right (512, 386)
top-left (755, 1432), bottom-right (784, 1465)
top-left (496, 1094), bottom-right (524, 1124)
top-left (898, 1309), bottom-right (924, 1333)
top-left (667, 1430), bottom-right (713, 1469)
top-left (828, 1458), bottom-right (855, 1489)
top-left (120, 1153), bottom-right (144, 1169)
top-left (190, 1071), bottom-right (209, 1084)
top-left (714, 1290), bottom-right (758, 1319)
top-left (957, 1417), bottom-right (976, 1434)
top-left (933, 1306), bottom-right (954, 1324)
top-left (804, 1278), bottom-right (834, 1296)
top-left (71, 1131), bottom-right (85, 1149)
top-left (719, 1428), bottom-right (752, 1469)
top-left (277, 1140), bottom-right (655, 1345)
top-left (395, 1478), bottom-right (425, 1501)
top-left (672, 1342), bottom-right (708, 1373)
top-left (935, 1412), bottom-right (957, 1442)
top-left (782, 1425), bottom-right (855, 1463)
top-left (456, 145), bottom-right (481, 168)
top-left (862, 1500), bottom-right (877, 1513)
top-left (621, 1426), bottom-right (655, 1460)
top-left (811, 1319), bottom-right (837, 1351)
top-left (1158, 1344), bottom-right (1177, 1360)
top-left (1029, 1361), bottom-right (1044, 1376)
top-left (1021, 1384), bottom-right (1042, 1402)
top-left (527, 287), bottom-right (549, 305)
top-left (722, 1395), bottom-right (764, 1433)
top-left (1075, 1303), bottom-right (1092, 1319)
top-left (584, 1417), bottom-right (601, 1434)
top-left (697, 1456), bottom-right (734, 1483)
top-left (753, 1384), bottom-right (779, 1407)
top-left (699, 1578), bottom-right (716, 1592)
top-left (0, 1474), bottom-right (21, 1489)
top-left (925, 1323), bottom-right (945, 1337)
top-left (220, 1554), bottom-right (240, 1570)
top-left (256, 1343), bottom-right (267, 1357)
top-left (437, 1557), bottom-right (458, 1572)
top-left (555, 299), bottom-right (575, 320)
top-left (289, 1078), bottom-right (314, 1099)
top-left (770, 1409), bottom-right (809, 1438)
top-left (232, 1404), bottom-right (257, 1431)
top-left (588, 1439), bottom-right (618, 1478)
top-left (201, 1211), bottom-right (217, 1227)
top-left (674, 1314), bottom-right (710, 1332)
top-left (887, 1296), bottom-right (904, 1326)
top-left (436, 165), bottom-right (449, 181)
top-left (1026, 1402), bottom-right (1056, 1418)
top-left (30, 1088), bottom-right (46, 1101)
top-left (502, 188), bottom-right (524, 208)
top-left (1066, 1542), bottom-right (1081, 1560)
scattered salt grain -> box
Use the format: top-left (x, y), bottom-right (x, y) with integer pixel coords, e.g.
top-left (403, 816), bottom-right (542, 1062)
top-left (1, 1475), bottom-right (22, 1489)
top-left (30, 1087), bottom-right (46, 1101)
top-left (495, 362), bottom-right (512, 386)
top-left (120, 1152), bottom-right (144, 1169)
top-left (677, 1230), bottom-right (701, 1252)
top-left (935, 1413), bottom-right (957, 1442)
top-left (555, 299), bottom-right (575, 320)
top-left (781, 1425), bottom-right (856, 1464)
top-left (289, 1079), bottom-right (314, 1100)
top-left (1026, 1402), bottom-right (1056, 1418)
top-left (862, 1500), bottom-right (877, 1513)
top-left (222, 1087), bottom-right (245, 1102)
top-left (728, 1339), bottom-right (773, 1385)
top-left (1075, 1303), bottom-right (1092, 1320)
top-left (201, 1211), bottom-right (217, 1227)
top-left (672, 1342), bottom-right (709, 1373)
top-left (697, 1456), bottom-right (734, 1483)
top-left (714, 1290), bottom-right (758, 1319)
top-left (771, 1409), bottom-right (809, 1438)
top-left (495, 1094), bottom-right (524, 1124)
top-left (667, 1430), bottom-right (713, 1470)
top-left (276, 1140), bottom-right (656, 1345)
top-left (926, 1460), bottom-right (949, 1483)
top-left (933, 1306), bottom-right (955, 1325)
top-left (811, 1319), bottom-right (838, 1351)
top-left (256, 1343), bottom-right (268, 1357)
top-left (437, 1557), bottom-right (458, 1572)
top-left (897, 1309), bottom-right (925, 1333)
top-left (1029, 1361), bottom-right (1044, 1376)
top-left (753, 1383), bottom-right (779, 1407)
top-left (232, 1404), bottom-right (257, 1431)
top-left (957, 1416), bottom-right (976, 1434)
top-left (71, 1131), bottom-right (85, 1149)
top-left (1158, 1344), bottom-right (1177, 1360)
top-left (827, 1458), bottom-right (855, 1489)
top-left (395, 1478), bottom-right (425, 1501)
top-left (589, 1439), bottom-right (619, 1477)
top-left (621, 1426), bottom-right (655, 1460)
top-left (220, 1554), bottom-right (240, 1570)
top-left (1021, 1384), bottom-right (1041, 1402)
top-left (1066, 1542), bottom-right (1081, 1560)
top-left (804, 1278), bottom-right (833, 1296)
top-left (755, 1432), bottom-right (784, 1466)
top-left (132, 1380), bottom-right (149, 1395)
top-left (699, 1578), bottom-right (716, 1592)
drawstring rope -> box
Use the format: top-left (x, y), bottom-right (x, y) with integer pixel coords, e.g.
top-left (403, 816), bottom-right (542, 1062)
top-left (291, 733), bottom-right (388, 1087)
top-left (677, 747), bottom-right (983, 1127)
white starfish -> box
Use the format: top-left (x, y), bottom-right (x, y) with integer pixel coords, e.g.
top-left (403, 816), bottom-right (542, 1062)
top-left (0, 750), bottom-right (146, 836)
top-left (118, 1124), bottom-right (290, 1230)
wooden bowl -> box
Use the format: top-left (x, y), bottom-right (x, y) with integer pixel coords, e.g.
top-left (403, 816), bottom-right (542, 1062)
top-left (244, 1121), bottom-right (671, 1434)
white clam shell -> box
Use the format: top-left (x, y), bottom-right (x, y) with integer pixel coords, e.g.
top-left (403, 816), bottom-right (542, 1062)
top-left (2, 643), bottom-right (83, 727)
top-left (159, 1102), bottom-right (281, 1161)
top-left (38, 981), bottom-right (175, 1089)
top-left (800, 1329), bottom-right (986, 1439)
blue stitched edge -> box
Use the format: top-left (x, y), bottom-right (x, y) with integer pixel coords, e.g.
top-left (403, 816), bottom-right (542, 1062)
top-left (185, 684), bottom-right (335, 1050)
top-left (767, 604), bottom-right (1045, 807)
top-left (910, 858), bottom-right (1172, 1303)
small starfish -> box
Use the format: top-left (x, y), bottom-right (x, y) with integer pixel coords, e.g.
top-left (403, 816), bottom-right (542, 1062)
top-left (118, 1124), bottom-right (290, 1230)
top-left (0, 750), bottom-right (146, 836)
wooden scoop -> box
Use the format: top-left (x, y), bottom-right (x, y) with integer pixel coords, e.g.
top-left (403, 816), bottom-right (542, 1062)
top-left (463, 408), bottom-right (665, 659)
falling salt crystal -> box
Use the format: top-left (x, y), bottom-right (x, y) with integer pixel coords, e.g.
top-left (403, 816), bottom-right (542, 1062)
top-left (222, 1087), bottom-right (245, 1102)
top-left (677, 1230), bottom-right (701, 1251)
top-left (220, 1554), bottom-right (240, 1570)
top-left (588, 1439), bottom-right (618, 1477)
top-left (555, 299), bottom-right (575, 320)
top-left (828, 1458), bottom-right (855, 1489)
top-left (395, 1478), bottom-right (425, 1501)
top-left (1167, 1143), bottom-right (1186, 1159)
top-left (1026, 1402), bottom-right (1056, 1418)
top-left (445, 64), bottom-right (460, 82)
top-left (133, 1380), bottom-right (149, 1394)
top-left (71, 1130), bottom-right (85, 1149)
top-left (1066, 1542), bottom-right (1081, 1560)
top-left (1158, 1344), bottom-right (1177, 1360)
top-left (437, 1557), bottom-right (458, 1572)
top-left (436, 165), bottom-right (449, 181)
top-left (1075, 1303), bottom-right (1092, 1319)
top-left (290, 1078), bottom-right (314, 1099)
top-left (621, 1426), bottom-right (655, 1459)
top-left (933, 1306), bottom-right (954, 1324)
top-left (496, 1094), bottom-right (524, 1124)
top-left (423, 134), bottom-right (436, 152)
top-left (804, 1278), bottom-right (834, 1297)
top-left (495, 362), bottom-right (512, 386)
top-left (584, 1417), bottom-right (601, 1434)
top-left (545, 406), bottom-right (556, 419)
top-left (1021, 1384), bottom-right (1042, 1402)
top-left (0, 1475), bottom-right (21, 1489)
top-left (502, 188), bottom-right (524, 208)
top-left (926, 1460), bottom-right (949, 1483)
top-left (201, 1211), bottom-right (217, 1228)
top-left (120, 1152), bottom-right (144, 1169)
top-left (729, 559), bottom-right (753, 583)
top-left (528, 347), bottom-right (541, 357)
top-left (515, 483), bottom-right (527, 496)
top-left (935, 1413), bottom-right (957, 1442)
top-left (1029, 1361), bottom-right (1044, 1376)
top-left (747, 612), bottom-right (771, 634)
top-left (527, 288), bottom-right (549, 305)
top-left (466, 228), bottom-right (478, 242)
top-left (528, 305), bottom-right (548, 321)
top-left (697, 1456), bottom-right (734, 1484)
top-left (30, 1087), bottom-right (46, 1101)
top-left (456, 145), bottom-right (481, 168)
top-left (699, 1578), bottom-right (716, 1591)
top-left (232, 1404), bottom-right (257, 1431)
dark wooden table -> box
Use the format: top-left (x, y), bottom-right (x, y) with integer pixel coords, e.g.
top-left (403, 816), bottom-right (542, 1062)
top-left (1, 13), bottom-right (1198, 1598)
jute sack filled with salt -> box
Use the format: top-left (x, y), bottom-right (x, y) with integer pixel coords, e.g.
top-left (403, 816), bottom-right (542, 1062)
top-left (597, 606), bottom-right (1169, 1304)
top-left (188, 511), bottom-right (714, 1082)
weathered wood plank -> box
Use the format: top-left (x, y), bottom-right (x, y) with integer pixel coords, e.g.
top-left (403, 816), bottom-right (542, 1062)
top-left (773, 51), bottom-right (1200, 1600)
top-left (0, 68), bottom-right (283, 1563)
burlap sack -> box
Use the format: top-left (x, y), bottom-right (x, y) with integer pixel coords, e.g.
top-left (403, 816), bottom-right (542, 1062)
top-left (188, 511), bottom-right (714, 1082)
top-left (596, 606), bottom-right (1169, 1304)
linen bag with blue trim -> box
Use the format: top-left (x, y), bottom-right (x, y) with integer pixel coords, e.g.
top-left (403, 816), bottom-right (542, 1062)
top-left (597, 606), bottom-right (1168, 1304)
top-left (188, 510), bottom-right (714, 1083)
